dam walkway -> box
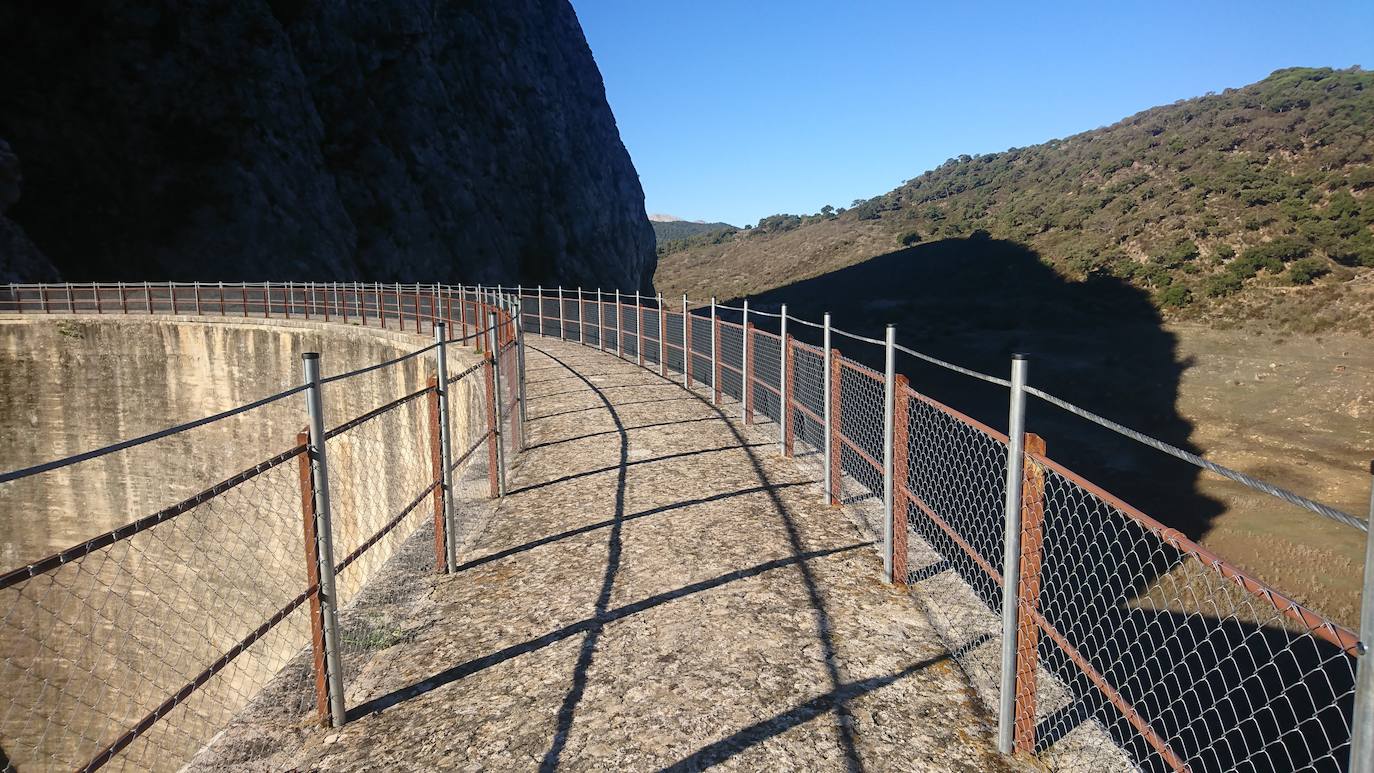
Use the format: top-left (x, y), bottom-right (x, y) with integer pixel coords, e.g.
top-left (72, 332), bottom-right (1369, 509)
top-left (224, 338), bottom-right (1005, 771)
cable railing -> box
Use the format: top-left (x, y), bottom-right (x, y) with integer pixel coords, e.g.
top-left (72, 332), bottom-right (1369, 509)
top-left (0, 283), bottom-right (524, 771)
top-left (1, 281), bottom-right (1371, 772)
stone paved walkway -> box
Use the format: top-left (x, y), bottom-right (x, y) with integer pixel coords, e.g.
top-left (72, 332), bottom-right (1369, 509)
top-left (279, 339), bottom-right (1009, 772)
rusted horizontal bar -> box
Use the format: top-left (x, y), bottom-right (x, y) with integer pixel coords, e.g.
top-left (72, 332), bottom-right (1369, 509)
top-left (0, 444), bottom-right (307, 591)
top-left (1030, 449), bottom-right (1361, 656)
top-left (839, 356), bottom-right (884, 381)
top-left (1026, 605), bottom-right (1190, 772)
top-left (325, 385), bottom-right (435, 440)
top-left (82, 582), bottom-right (316, 771)
top-left (448, 429), bottom-right (496, 475)
top-left (905, 383), bottom-right (1009, 443)
top-left (839, 433), bottom-right (882, 473)
top-left (903, 484), bottom-right (1003, 585)
top-left (334, 479), bottom-right (441, 575)
top-left (794, 401), bottom-right (823, 425)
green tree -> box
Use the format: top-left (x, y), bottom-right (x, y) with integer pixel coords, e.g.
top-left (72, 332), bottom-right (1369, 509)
top-left (1287, 257), bottom-right (1331, 285)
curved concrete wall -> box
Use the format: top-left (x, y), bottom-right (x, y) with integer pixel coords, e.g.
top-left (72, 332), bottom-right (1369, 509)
top-left (0, 315), bottom-right (487, 770)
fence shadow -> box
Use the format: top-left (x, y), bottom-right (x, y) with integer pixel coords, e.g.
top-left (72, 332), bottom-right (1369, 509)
top-left (730, 236), bottom-right (1355, 771)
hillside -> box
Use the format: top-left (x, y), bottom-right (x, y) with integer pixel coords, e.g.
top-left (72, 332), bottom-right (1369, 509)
top-left (651, 218), bottom-right (736, 249)
top-left (657, 67), bottom-right (1374, 333)
top-left (0, 1), bottom-right (655, 291)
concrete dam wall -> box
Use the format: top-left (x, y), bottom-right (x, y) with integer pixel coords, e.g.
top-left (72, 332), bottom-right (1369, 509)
top-left (0, 315), bottom-right (488, 770)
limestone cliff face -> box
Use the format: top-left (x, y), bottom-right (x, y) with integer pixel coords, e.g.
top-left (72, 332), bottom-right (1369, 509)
top-left (0, 0), bottom-right (655, 292)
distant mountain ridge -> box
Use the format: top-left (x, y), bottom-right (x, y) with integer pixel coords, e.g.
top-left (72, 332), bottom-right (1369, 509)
top-left (657, 67), bottom-right (1374, 333)
top-left (650, 218), bottom-right (736, 247)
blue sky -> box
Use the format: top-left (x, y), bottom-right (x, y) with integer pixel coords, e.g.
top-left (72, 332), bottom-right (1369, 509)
top-left (572, 0), bottom-right (1373, 227)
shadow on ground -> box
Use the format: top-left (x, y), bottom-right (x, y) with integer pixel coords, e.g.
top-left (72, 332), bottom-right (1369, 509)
top-left (728, 236), bottom-right (1356, 772)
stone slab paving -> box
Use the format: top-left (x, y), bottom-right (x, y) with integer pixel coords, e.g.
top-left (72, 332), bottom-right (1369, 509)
top-left (257, 339), bottom-right (1014, 772)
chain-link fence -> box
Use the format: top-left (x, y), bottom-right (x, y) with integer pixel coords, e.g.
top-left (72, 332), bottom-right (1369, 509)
top-left (509, 287), bottom-right (1371, 773)
top-left (1, 284), bottom-right (521, 770)
top-left (4, 282), bottom-right (1371, 772)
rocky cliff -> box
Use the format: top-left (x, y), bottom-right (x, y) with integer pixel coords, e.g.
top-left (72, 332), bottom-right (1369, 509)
top-left (0, 0), bottom-right (655, 292)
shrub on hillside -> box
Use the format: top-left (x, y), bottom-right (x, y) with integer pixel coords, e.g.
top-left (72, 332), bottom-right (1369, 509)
top-left (1157, 284), bottom-right (1193, 308)
top-left (1287, 257), bottom-right (1331, 285)
top-left (1227, 252), bottom-right (1284, 279)
top-left (1204, 272), bottom-right (1244, 297)
top-left (1241, 237), bottom-right (1311, 265)
top-left (898, 230), bottom-right (922, 247)
top-left (1153, 239), bottom-right (1200, 268)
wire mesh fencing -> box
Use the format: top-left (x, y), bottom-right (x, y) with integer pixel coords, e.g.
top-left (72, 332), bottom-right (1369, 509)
top-left (0, 284), bottom-right (519, 770)
top-left (513, 286), bottom-right (1371, 773)
top-left (3, 282), bottom-right (1370, 772)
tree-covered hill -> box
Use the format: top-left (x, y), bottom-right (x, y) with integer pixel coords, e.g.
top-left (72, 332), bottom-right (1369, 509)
top-left (657, 67), bottom-right (1374, 333)
top-left (651, 219), bottom-right (736, 250)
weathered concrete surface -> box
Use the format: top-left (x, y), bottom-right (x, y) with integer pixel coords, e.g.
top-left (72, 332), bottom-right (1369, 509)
top-left (200, 338), bottom-right (1013, 771)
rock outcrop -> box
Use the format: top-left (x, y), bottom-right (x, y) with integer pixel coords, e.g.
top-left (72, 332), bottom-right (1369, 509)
top-left (0, 0), bottom-right (654, 292)
top-left (0, 139), bottom-right (58, 284)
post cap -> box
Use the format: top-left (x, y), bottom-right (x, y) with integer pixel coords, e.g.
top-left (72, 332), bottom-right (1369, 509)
top-left (302, 352), bottom-right (320, 361)
top-left (1012, 353), bottom-right (1029, 361)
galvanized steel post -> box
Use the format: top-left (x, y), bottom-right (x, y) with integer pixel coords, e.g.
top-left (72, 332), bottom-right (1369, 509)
top-left (778, 305), bottom-right (789, 455)
top-left (615, 289), bottom-right (623, 358)
top-left (515, 299), bottom-right (529, 447)
top-left (658, 293), bottom-right (667, 377)
top-left (487, 311), bottom-right (508, 496)
top-left (741, 300), bottom-right (750, 421)
top-left (433, 324), bottom-right (457, 571)
top-left (301, 352), bottom-right (348, 727)
top-left (709, 297), bottom-right (719, 404)
top-left (558, 287), bottom-right (566, 341)
top-left (681, 294), bottom-right (690, 388)
top-left (535, 286), bottom-right (544, 337)
top-left (997, 354), bottom-right (1030, 755)
top-left (1350, 462), bottom-right (1374, 773)
top-left (882, 324), bottom-right (897, 584)
top-left (822, 312), bottom-right (833, 505)
top-left (578, 287), bottom-right (586, 345)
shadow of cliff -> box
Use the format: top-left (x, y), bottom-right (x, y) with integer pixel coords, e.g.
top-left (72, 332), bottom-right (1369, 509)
top-left (739, 235), bottom-right (1213, 538)
top-left (727, 236), bottom-right (1355, 771)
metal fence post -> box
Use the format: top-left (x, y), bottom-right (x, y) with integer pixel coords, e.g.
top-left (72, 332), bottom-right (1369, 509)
top-left (710, 297), bottom-right (719, 404)
top-left (778, 305), bottom-right (789, 454)
top-left (578, 287), bottom-right (585, 345)
top-left (597, 288), bottom-right (605, 351)
top-left (534, 286), bottom-right (540, 338)
top-left (682, 294), bottom-right (690, 388)
top-left (516, 299), bottom-right (529, 448)
top-left (658, 293), bottom-right (667, 378)
top-left (997, 354), bottom-right (1030, 755)
top-left (433, 323), bottom-right (457, 572)
top-left (1350, 461), bottom-right (1374, 773)
top-left (615, 289), bottom-right (623, 358)
top-left (558, 287), bottom-right (566, 341)
top-left (882, 324), bottom-right (896, 584)
top-left (822, 312), bottom-right (832, 505)
top-left (635, 293), bottom-right (644, 366)
top-left (301, 353), bottom-right (347, 728)
top-left (741, 300), bottom-right (750, 421)
top-left (487, 311), bottom-right (508, 496)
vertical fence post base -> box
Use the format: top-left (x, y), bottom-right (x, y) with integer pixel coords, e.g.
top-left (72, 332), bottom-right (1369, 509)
top-left (296, 429), bottom-right (332, 726)
top-left (301, 353), bottom-right (347, 729)
top-left (1013, 433), bottom-right (1048, 756)
top-left (891, 375), bottom-right (911, 585)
